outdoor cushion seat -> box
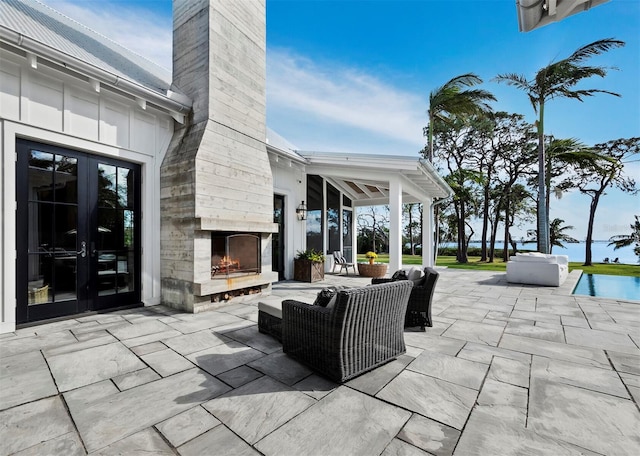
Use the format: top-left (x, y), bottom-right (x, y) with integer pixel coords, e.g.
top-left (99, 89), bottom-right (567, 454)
top-left (506, 252), bottom-right (569, 287)
top-left (371, 266), bottom-right (439, 330)
top-left (282, 280), bottom-right (413, 383)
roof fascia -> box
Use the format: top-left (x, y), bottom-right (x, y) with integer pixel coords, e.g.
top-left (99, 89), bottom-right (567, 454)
top-left (0, 27), bottom-right (192, 119)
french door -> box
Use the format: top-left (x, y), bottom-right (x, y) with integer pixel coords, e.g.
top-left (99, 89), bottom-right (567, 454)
top-left (273, 195), bottom-right (285, 281)
top-left (16, 140), bottom-right (141, 324)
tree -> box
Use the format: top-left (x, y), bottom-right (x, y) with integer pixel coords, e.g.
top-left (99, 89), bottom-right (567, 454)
top-left (566, 137), bottom-right (639, 266)
top-left (433, 115), bottom-right (487, 263)
top-left (549, 218), bottom-right (578, 254)
top-left (608, 216), bottom-right (640, 262)
top-left (425, 73), bottom-right (495, 162)
top-left (480, 112), bottom-right (537, 262)
top-left (403, 203), bottom-right (421, 255)
top-left (544, 137), bottom-right (604, 224)
top-left (357, 206), bottom-right (389, 254)
top-left (495, 38), bottom-right (625, 254)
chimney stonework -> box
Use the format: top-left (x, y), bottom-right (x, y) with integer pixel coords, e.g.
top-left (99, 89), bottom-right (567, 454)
top-left (161, 0), bottom-right (276, 312)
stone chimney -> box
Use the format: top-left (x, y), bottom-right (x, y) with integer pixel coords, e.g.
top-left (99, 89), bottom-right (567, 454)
top-left (161, 0), bottom-right (277, 312)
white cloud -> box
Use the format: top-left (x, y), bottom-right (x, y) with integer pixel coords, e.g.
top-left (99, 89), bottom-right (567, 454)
top-left (267, 49), bottom-right (426, 152)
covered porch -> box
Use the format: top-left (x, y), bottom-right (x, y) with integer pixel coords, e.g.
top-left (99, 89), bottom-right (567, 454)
top-left (300, 151), bottom-right (453, 273)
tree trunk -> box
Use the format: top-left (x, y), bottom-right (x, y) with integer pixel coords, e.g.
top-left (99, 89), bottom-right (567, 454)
top-left (536, 105), bottom-right (550, 254)
top-left (502, 195), bottom-right (511, 262)
top-left (458, 201), bottom-right (468, 263)
top-left (584, 192), bottom-right (601, 266)
top-left (480, 185), bottom-right (490, 261)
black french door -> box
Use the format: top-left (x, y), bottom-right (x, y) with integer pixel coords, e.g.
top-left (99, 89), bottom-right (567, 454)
top-left (16, 140), bottom-right (141, 324)
top-left (273, 195), bottom-right (285, 280)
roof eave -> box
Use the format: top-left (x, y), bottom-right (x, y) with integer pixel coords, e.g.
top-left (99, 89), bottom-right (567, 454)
top-left (0, 26), bottom-right (192, 119)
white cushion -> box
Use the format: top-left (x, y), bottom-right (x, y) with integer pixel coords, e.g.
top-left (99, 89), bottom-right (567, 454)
top-left (259, 298), bottom-right (282, 319)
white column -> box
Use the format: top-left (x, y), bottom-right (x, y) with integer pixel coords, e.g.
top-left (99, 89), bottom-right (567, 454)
top-left (422, 198), bottom-right (433, 268)
top-left (388, 177), bottom-right (402, 273)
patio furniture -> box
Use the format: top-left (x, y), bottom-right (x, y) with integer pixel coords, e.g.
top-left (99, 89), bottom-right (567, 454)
top-left (506, 252), bottom-right (568, 286)
top-left (332, 251), bottom-right (356, 275)
top-left (282, 280), bottom-right (413, 382)
top-left (372, 267), bottom-right (439, 330)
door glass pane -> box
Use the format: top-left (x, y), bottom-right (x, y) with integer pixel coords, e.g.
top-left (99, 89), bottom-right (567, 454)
top-left (54, 155), bottom-right (77, 203)
top-left (98, 164), bottom-right (117, 208)
top-left (29, 202), bottom-right (53, 253)
top-left (117, 250), bottom-right (133, 292)
top-left (343, 209), bottom-right (353, 262)
top-left (306, 175), bottom-right (323, 252)
top-left (98, 251), bottom-right (117, 296)
top-left (327, 183), bottom-right (340, 253)
top-left (123, 210), bottom-right (134, 249)
top-left (29, 151), bottom-right (54, 202)
top-left (28, 253), bottom-right (52, 305)
top-left (118, 168), bottom-right (132, 208)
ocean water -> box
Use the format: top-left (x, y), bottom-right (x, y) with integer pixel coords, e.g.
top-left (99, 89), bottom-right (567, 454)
top-left (440, 241), bottom-right (638, 265)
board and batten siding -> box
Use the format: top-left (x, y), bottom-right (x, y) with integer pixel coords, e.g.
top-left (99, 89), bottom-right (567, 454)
top-left (0, 47), bottom-right (174, 333)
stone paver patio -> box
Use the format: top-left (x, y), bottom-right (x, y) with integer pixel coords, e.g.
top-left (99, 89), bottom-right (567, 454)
top-left (1, 269), bottom-right (639, 455)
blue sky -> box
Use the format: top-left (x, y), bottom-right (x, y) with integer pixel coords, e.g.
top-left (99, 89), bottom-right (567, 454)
top-left (39, 0), bottom-right (639, 241)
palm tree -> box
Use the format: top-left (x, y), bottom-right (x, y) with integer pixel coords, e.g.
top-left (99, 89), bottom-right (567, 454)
top-left (608, 215), bottom-right (640, 262)
top-left (425, 73), bottom-right (495, 162)
top-left (549, 218), bottom-right (578, 254)
top-left (495, 38), bottom-right (625, 254)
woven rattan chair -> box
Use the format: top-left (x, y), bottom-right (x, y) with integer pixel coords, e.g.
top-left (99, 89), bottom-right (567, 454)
top-left (372, 267), bottom-right (439, 330)
top-left (282, 280), bottom-right (413, 383)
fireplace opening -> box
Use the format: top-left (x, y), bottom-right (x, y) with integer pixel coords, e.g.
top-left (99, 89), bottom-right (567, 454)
top-left (211, 233), bottom-right (261, 279)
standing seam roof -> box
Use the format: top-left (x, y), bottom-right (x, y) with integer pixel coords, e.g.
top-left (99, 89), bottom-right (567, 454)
top-left (0, 0), bottom-right (172, 95)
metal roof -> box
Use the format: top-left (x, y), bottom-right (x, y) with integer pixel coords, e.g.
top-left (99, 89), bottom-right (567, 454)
top-left (0, 0), bottom-right (174, 97)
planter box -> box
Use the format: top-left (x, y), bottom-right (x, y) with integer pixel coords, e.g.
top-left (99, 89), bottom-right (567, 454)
top-left (357, 263), bottom-right (388, 278)
top-left (294, 259), bottom-right (325, 282)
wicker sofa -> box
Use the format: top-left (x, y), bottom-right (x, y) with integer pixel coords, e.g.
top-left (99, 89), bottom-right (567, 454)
top-left (282, 280), bottom-right (413, 383)
top-left (372, 267), bottom-right (439, 330)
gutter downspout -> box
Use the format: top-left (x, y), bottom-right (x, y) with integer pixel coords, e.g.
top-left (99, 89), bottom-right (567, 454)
top-left (0, 28), bottom-right (192, 116)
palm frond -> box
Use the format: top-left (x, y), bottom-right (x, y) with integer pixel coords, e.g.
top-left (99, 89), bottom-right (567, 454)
top-left (566, 38), bottom-right (625, 64)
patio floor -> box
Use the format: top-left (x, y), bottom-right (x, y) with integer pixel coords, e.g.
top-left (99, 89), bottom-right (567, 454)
top-left (1, 268), bottom-right (639, 455)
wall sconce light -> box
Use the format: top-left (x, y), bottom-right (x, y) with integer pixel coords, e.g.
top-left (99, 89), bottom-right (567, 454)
top-left (296, 201), bottom-right (307, 221)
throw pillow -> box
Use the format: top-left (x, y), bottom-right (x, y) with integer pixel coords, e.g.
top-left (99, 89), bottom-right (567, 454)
top-left (406, 267), bottom-right (422, 281)
top-left (313, 287), bottom-right (337, 307)
top-left (390, 270), bottom-right (408, 281)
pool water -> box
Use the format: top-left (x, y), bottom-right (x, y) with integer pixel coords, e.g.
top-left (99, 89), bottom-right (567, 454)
top-left (573, 274), bottom-right (640, 301)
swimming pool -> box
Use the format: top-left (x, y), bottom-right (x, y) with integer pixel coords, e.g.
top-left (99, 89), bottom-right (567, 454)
top-left (573, 274), bottom-right (640, 301)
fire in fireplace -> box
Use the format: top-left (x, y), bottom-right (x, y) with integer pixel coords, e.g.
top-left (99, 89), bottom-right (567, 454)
top-left (211, 233), bottom-right (261, 279)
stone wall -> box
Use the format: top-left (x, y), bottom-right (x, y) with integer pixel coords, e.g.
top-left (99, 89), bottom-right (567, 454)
top-left (161, 0), bottom-right (274, 312)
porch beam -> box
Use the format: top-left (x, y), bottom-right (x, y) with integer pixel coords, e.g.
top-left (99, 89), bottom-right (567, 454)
top-left (422, 198), bottom-right (433, 268)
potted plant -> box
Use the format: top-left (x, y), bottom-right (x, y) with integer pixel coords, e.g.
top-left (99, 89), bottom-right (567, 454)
top-left (365, 251), bottom-right (378, 265)
top-left (294, 249), bottom-right (325, 282)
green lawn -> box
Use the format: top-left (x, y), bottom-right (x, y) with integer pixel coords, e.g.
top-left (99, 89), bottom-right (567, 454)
top-left (357, 254), bottom-right (640, 277)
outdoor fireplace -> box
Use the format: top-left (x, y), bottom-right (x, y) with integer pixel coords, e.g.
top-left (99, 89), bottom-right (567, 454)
top-left (211, 233), bottom-right (261, 279)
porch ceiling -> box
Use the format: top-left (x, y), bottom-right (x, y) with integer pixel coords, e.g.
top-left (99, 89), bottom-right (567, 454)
top-left (298, 151), bottom-right (452, 206)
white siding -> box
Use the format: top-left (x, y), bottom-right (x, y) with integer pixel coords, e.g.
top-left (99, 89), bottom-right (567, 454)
top-left (0, 49), bottom-right (175, 333)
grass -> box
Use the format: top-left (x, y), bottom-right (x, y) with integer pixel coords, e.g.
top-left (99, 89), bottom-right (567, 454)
top-left (357, 254), bottom-right (640, 277)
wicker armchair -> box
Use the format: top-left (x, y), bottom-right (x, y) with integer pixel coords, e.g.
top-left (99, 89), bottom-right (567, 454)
top-left (372, 267), bottom-right (439, 330)
top-left (282, 281), bottom-right (413, 383)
